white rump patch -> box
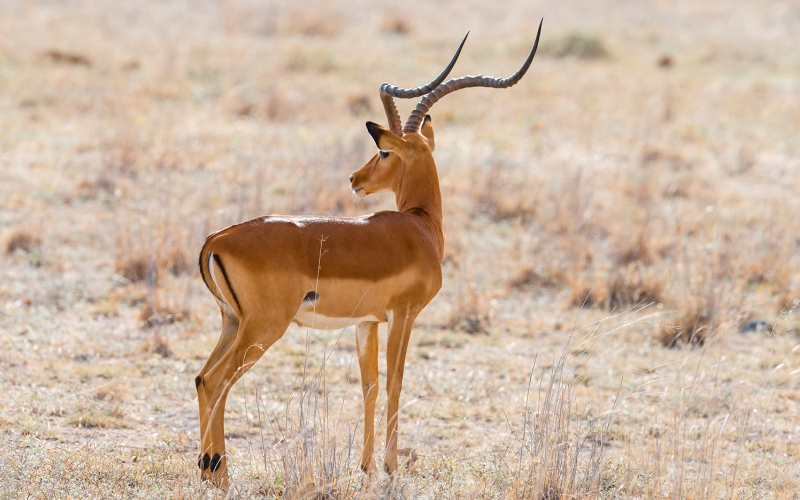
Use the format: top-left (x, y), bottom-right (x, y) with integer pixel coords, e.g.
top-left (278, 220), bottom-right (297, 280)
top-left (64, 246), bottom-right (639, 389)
top-left (208, 252), bottom-right (236, 317)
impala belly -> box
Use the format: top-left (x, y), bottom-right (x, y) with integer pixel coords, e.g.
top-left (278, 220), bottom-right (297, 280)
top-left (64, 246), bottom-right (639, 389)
top-left (292, 308), bottom-right (382, 329)
top-left (291, 285), bottom-right (386, 328)
top-left (289, 276), bottom-right (413, 329)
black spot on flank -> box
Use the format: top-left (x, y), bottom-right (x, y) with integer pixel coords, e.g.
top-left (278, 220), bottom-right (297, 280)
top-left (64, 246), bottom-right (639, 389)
top-left (209, 453), bottom-right (222, 472)
top-left (303, 291), bottom-right (319, 302)
top-left (195, 376), bottom-right (202, 388)
top-left (212, 254), bottom-right (243, 314)
top-left (201, 453), bottom-right (210, 470)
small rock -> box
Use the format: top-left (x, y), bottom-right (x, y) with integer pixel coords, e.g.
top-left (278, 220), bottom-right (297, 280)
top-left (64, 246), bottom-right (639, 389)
top-left (740, 319), bottom-right (772, 334)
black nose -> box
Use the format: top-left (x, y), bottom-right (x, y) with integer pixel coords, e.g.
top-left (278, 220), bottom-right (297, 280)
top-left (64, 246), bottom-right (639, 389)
top-left (349, 175), bottom-right (354, 182)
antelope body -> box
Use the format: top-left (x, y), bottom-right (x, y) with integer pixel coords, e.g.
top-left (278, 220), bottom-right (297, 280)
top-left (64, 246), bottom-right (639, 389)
top-left (194, 21), bottom-right (542, 488)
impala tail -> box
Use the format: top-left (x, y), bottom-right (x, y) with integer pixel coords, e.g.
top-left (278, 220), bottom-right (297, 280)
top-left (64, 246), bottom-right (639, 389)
top-left (198, 241), bottom-right (243, 318)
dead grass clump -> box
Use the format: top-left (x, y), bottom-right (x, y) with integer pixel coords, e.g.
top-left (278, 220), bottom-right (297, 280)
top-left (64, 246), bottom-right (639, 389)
top-left (90, 296), bottom-right (119, 318)
top-left (381, 16), bottom-right (412, 35)
top-left (615, 233), bottom-right (652, 265)
top-left (510, 333), bottom-right (612, 497)
top-left (0, 442), bottom-right (200, 497)
top-left (116, 236), bottom-right (194, 283)
top-left (285, 45), bottom-right (339, 73)
top-left (508, 265), bottom-right (563, 290)
top-left (777, 291), bottom-right (799, 313)
top-left (69, 404), bottom-right (128, 429)
top-left (150, 333), bottom-right (173, 358)
top-left (42, 49), bottom-right (92, 67)
top-left (109, 284), bottom-right (147, 308)
top-left (75, 174), bottom-right (117, 200)
top-left (479, 194), bottom-right (537, 222)
top-left (5, 230), bottom-right (44, 267)
top-left (543, 32), bottom-right (609, 60)
top-left (640, 145), bottom-right (693, 171)
top-left (264, 92), bottom-right (297, 121)
top-left (5, 230), bottom-right (41, 254)
top-left (104, 130), bottom-right (140, 176)
top-left (346, 92), bottom-right (372, 116)
top-left (116, 254), bottom-right (154, 283)
top-left (473, 162), bottom-right (537, 222)
top-left (659, 305), bottom-right (716, 347)
top-left (569, 265), bottom-right (664, 310)
top-left (283, 13), bottom-right (340, 38)
top-left (445, 281), bottom-right (489, 334)
top-left (164, 246), bottom-right (193, 276)
top-left (137, 301), bottom-right (187, 329)
top-left (224, 89), bottom-right (298, 121)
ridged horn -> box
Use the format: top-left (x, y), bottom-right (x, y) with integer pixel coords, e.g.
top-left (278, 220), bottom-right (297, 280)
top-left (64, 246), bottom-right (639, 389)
top-left (379, 33), bottom-right (469, 135)
top-left (403, 19), bottom-right (543, 134)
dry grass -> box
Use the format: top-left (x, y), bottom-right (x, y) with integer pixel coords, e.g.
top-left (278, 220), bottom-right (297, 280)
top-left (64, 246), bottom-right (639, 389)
top-left (1, 0), bottom-right (799, 497)
top-left (541, 32), bottom-right (610, 60)
top-left (568, 265), bottom-right (665, 311)
top-left (5, 230), bottom-right (41, 255)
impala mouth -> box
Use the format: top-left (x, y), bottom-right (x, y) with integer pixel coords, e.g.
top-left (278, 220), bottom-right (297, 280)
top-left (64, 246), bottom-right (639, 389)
top-left (352, 187), bottom-right (365, 198)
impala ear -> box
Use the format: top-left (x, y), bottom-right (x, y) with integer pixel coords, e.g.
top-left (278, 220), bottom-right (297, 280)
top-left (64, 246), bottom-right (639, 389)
top-left (420, 115), bottom-right (435, 152)
top-left (366, 121), bottom-right (407, 156)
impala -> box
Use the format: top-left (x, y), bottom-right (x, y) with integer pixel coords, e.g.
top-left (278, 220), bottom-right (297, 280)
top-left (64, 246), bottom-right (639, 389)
top-left (194, 20), bottom-right (543, 488)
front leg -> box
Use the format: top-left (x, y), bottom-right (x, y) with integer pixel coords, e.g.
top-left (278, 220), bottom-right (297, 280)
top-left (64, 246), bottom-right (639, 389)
top-left (384, 306), bottom-right (418, 473)
top-left (355, 322), bottom-right (379, 472)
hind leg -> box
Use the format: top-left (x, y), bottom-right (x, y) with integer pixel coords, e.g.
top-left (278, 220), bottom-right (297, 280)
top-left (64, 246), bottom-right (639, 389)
top-left (195, 309), bottom-right (238, 472)
top-left (196, 313), bottom-right (292, 489)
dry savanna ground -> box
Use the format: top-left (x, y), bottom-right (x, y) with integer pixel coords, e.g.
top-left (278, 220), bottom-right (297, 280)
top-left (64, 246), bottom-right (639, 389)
top-left (1, 0), bottom-right (799, 498)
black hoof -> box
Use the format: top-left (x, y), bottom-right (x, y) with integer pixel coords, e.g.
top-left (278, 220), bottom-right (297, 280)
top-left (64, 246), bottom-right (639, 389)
top-left (209, 453), bottom-right (222, 472)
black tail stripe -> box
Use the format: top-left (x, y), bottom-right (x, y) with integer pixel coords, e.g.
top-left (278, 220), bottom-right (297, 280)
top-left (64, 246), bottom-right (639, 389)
top-left (212, 253), bottom-right (243, 314)
top-left (198, 251), bottom-right (208, 292)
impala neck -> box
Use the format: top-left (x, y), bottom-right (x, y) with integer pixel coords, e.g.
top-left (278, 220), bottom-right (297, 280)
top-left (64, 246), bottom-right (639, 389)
top-left (395, 156), bottom-right (445, 261)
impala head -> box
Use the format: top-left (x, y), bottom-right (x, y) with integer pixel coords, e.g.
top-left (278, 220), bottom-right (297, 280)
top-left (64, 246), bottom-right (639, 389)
top-left (349, 19), bottom-right (543, 199)
top-left (350, 116), bottom-right (436, 198)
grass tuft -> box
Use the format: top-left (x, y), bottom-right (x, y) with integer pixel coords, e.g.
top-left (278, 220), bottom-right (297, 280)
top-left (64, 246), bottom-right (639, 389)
top-left (380, 16), bottom-right (412, 35)
top-left (569, 265), bottom-right (664, 310)
top-left (6, 230), bottom-right (41, 254)
top-left (543, 32), bottom-right (610, 59)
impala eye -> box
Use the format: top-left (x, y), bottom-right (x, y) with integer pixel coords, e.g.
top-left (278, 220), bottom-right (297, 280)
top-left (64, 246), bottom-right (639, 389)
top-left (379, 151), bottom-right (390, 159)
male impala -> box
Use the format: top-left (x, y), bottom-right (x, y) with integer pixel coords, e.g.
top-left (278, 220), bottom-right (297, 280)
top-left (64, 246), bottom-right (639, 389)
top-left (195, 20), bottom-right (542, 488)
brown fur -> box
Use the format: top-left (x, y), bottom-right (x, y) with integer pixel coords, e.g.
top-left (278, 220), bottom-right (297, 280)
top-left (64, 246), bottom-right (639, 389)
top-left (195, 122), bottom-right (444, 487)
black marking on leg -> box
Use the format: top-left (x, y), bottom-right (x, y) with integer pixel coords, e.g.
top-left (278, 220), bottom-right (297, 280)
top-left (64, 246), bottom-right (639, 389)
top-left (195, 376), bottom-right (202, 388)
top-left (303, 291), bottom-right (319, 303)
top-left (209, 453), bottom-right (221, 472)
top-left (201, 453), bottom-right (210, 470)
top-left (212, 254), bottom-right (243, 315)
